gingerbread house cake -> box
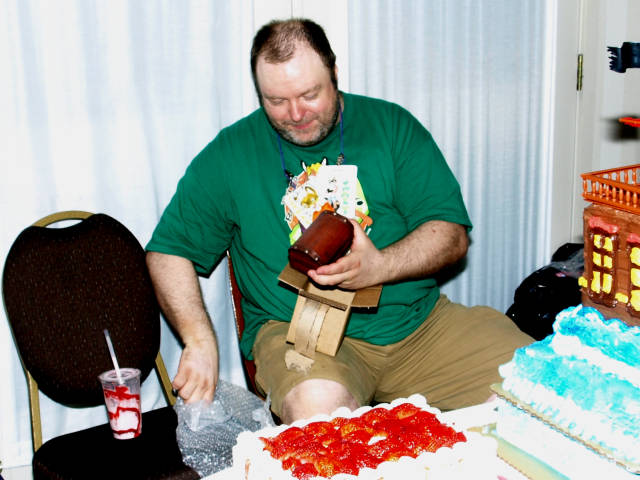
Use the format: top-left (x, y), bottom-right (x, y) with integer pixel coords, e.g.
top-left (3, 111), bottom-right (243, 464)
top-left (580, 163), bottom-right (640, 326)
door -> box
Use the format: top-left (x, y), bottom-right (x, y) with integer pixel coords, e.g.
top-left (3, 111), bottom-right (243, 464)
top-left (553, 0), bottom-right (640, 248)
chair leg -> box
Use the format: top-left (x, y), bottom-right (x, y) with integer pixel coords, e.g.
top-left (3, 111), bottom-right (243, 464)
top-left (27, 372), bottom-right (43, 451)
top-left (155, 352), bottom-right (177, 406)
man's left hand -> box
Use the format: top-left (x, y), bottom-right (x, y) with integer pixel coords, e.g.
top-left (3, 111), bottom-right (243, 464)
top-left (307, 220), bottom-right (384, 290)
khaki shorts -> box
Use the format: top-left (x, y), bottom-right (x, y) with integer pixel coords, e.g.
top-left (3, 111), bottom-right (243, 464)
top-left (252, 295), bottom-right (533, 418)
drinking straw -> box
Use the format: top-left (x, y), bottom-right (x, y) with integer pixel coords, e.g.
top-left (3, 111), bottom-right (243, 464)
top-left (103, 329), bottom-right (123, 384)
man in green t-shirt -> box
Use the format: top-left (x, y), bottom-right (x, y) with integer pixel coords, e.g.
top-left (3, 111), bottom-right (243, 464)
top-left (146, 18), bottom-right (532, 423)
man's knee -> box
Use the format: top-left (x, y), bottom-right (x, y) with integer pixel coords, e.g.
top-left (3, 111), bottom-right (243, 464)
top-left (280, 378), bottom-right (359, 424)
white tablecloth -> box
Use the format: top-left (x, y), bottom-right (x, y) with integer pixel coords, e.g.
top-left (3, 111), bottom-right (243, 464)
top-left (203, 401), bottom-right (529, 480)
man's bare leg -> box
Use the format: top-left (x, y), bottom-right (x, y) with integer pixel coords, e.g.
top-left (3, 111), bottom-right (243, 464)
top-left (280, 378), bottom-right (359, 424)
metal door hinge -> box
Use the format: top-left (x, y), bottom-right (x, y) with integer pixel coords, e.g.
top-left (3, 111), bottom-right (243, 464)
top-left (577, 53), bottom-right (584, 91)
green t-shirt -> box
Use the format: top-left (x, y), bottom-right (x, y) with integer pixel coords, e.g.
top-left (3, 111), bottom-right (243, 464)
top-left (147, 93), bottom-right (471, 359)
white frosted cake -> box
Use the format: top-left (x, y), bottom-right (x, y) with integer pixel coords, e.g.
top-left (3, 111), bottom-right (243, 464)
top-left (232, 394), bottom-right (496, 479)
top-left (496, 304), bottom-right (640, 478)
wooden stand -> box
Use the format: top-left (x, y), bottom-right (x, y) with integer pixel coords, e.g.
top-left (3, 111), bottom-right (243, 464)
top-left (278, 264), bottom-right (382, 360)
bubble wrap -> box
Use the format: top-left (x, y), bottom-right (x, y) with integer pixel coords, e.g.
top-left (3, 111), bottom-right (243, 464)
top-left (175, 380), bottom-right (274, 477)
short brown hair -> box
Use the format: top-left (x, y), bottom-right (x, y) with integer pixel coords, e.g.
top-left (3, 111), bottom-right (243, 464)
top-left (250, 18), bottom-right (337, 98)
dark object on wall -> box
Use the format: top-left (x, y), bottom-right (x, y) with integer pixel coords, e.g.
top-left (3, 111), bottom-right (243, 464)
top-left (506, 243), bottom-right (583, 340)
top-left (608, 42), bottom-right (640, 73)
top-left (288, 210), bottom-right (354, 273)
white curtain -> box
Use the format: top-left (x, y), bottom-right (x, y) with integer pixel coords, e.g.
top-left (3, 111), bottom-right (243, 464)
top-left (0, 0), bottom-right (255, 468)
top-left (1, 0), bottom-right (553, 469)
top-left (347, 0), bottom-right (553, 310)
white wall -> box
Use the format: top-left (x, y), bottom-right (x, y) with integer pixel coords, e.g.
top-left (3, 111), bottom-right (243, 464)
top-left (560, 0), bottom-right (640, 245)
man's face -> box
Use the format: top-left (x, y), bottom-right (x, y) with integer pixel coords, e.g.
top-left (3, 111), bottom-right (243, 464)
top-left (256, 43), bottom-right (339, 146)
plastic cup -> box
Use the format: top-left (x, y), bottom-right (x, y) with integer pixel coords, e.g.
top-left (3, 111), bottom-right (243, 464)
top-left (98, 368), bottom-right (142, 439)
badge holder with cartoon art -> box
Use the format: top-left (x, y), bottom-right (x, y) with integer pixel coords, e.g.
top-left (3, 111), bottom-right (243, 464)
top-left (277, 116), bottom-right (380, 372)
top-left (278, 210), bottom-right (382, 373)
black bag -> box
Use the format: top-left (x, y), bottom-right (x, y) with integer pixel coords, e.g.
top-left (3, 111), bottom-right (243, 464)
top-left (506, 243), bottom-right (583, 340)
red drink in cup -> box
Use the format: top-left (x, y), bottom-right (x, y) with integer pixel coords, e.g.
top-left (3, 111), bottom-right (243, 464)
top-left (98, 368), bottom-right (142, 439)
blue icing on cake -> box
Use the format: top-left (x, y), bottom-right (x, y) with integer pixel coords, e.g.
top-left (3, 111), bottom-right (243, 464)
top-left (553, 305), bottom-right (640, 368)
top-left (509, 340), bottom-right (638, 432)
top-left (499, 304), bottom-right (640, 466)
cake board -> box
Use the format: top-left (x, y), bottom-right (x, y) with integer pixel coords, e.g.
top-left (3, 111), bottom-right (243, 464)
top-left (484, 427), bottom-right (569, 480)
top-left (490, 383), bottom-right (640, 478)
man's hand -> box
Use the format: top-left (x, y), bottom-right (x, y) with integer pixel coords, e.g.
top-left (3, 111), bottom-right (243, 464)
top-left (172, 334), bottom-right (219, 403)
top-left (307, 220), bottom-right (384, 290)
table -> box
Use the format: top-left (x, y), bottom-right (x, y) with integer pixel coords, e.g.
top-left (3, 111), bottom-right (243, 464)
top-left (202, 400), bottom-right (530, 479)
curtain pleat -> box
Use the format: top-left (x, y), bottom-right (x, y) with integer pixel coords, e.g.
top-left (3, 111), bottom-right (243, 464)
top-left (347, 0), bottom-right (553, 311)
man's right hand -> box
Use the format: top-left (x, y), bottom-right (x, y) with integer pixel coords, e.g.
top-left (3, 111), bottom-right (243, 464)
top-left (146, 251), bottom-right (221, 404)
top-left (172, 334), bottom-right (219, 403)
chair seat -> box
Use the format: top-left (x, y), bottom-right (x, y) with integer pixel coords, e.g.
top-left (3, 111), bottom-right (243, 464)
top-left (33, 406), bottom-right (199, 480)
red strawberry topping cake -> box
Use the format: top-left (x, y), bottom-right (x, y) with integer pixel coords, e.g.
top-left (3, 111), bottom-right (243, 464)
top-left (232, 394), bottom-right (496, 479)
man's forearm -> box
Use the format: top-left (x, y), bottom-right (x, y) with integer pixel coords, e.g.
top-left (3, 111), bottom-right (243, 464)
top-left (309, 219), bottom-right (468, 290)
top-left (379, 220), bottom-right (468, 284)
top-left (145, 251), bottom-right (216, 345)
top-left (146, 251), bottom-right (219, 402)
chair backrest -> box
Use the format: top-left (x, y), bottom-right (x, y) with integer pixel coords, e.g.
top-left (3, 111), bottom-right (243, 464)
top-left (2, 211), bottom-right (175, 449)
top-left (226, 252), bottom-right (259, 396)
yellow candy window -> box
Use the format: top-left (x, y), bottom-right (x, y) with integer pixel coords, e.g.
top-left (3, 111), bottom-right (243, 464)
top-left (602, 273), bottom-right (612, 294)
top-left (593, 234), bottom-right (602, 248)
top-left (593, 252), bottom-right (602, 266)
top-left (591, 271), bottom-right (601, 293)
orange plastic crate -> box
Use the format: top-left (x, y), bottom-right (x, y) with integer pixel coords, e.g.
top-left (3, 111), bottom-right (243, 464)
top-left (582, 164), bottom-right (640, 215)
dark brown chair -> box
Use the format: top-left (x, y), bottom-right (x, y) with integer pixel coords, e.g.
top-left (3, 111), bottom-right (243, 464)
top-left (2, 211), bottom-right (199, 479)
top-left (226, 252), bottom-right (260, 397)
